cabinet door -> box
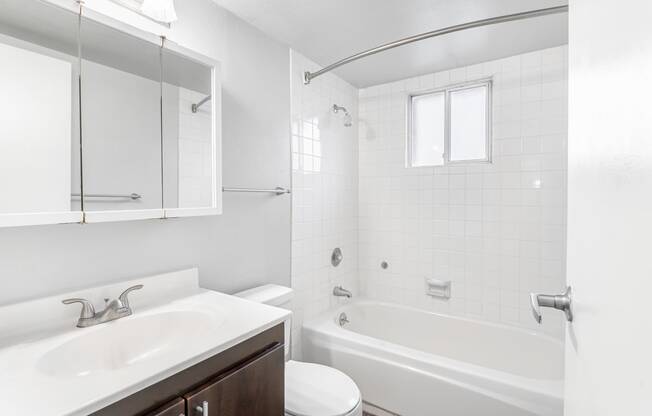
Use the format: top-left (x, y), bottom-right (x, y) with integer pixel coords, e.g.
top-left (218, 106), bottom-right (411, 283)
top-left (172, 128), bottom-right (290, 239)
top-left (185, 345), bottom-right (284, 416)
top-left (144, 398), bottom-right (186, 416)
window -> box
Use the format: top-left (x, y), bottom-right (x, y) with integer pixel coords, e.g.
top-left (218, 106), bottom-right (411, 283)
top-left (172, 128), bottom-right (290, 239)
top-left (410, 92), bottom-right (446, 167)
top-left (408, 80), bottom-right (491, 167)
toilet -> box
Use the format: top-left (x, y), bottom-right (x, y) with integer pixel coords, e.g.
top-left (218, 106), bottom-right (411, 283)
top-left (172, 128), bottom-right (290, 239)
top-left (235, 285), bottom-right (363, 416)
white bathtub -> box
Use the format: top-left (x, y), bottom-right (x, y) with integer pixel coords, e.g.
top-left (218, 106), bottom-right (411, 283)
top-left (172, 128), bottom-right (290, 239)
top-left (302, 300), bottom-right (564, 416)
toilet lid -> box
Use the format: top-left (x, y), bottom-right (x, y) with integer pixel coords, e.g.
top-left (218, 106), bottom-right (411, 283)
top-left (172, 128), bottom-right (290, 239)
top-left (285, 360), bottom-right (361, 416)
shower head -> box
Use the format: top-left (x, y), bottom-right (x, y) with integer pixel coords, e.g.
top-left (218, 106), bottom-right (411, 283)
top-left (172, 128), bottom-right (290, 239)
top-left (333, 104), bottom-right (352, 127)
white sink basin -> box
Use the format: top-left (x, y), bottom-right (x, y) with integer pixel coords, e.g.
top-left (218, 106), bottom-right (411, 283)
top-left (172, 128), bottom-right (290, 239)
top-left (37, 310), bottom-right (222, 377)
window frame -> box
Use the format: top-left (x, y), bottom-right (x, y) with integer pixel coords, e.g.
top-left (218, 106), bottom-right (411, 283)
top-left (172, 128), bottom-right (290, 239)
top-left (407, 78), bottom-right (492, 167)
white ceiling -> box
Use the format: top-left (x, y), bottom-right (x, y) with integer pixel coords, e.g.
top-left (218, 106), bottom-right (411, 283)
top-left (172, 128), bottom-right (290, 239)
top-left (213, 0), bottom-right (568, 87)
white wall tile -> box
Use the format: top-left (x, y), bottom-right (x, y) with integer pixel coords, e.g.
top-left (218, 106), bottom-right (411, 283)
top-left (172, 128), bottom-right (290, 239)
top-left (357, 46), bottom-right (567, 339)
top-left (290, 51), bottom-right (359, 358)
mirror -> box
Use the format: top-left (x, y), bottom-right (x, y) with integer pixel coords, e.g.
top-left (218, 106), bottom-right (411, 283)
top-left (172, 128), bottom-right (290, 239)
top-left (161, 46), bottom-right (217, 214)
top-left (79, 13), bottom-right (163, 220)
top-left (0, 0), bottom-right (82, 225)
top-left (0, 1), bottom-right (221, 227)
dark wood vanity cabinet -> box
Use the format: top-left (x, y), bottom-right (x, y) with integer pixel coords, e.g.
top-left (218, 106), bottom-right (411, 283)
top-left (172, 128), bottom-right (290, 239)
top-left (185, 345), bottom-right (284, 416)
top-left (92, 324), bottom-right (284, 416)
top-left (145, 398), bottom-right (185, 416)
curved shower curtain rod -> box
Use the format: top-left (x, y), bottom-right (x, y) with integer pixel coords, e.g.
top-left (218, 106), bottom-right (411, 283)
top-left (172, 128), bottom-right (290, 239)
top-left (303, 5), bottom-right (568, 85)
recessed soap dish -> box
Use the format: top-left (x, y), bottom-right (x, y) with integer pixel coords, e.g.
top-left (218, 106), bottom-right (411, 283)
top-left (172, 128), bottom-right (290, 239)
top-left (425, 278), bottom-right (451, 299)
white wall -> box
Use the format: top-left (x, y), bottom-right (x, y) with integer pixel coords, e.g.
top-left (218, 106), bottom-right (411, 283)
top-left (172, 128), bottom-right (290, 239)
top-left (290, 50), bottom-right (358, 358)
top-left (358, 46), bottom-right (568, 338)
top-left (0, 0), bottom-right (291, 305)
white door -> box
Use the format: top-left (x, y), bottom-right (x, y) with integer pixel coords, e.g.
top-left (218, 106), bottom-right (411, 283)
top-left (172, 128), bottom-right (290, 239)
top-left (565, 0), bottom-right (652, 414)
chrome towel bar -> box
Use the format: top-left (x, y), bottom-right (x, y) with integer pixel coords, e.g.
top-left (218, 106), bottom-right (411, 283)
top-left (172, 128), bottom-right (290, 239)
top-left (222, 187), bottom-right (290, 195)
top-left (71, 193), bottom-right (142, 200)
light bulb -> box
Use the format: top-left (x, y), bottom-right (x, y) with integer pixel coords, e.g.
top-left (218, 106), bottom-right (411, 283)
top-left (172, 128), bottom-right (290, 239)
top-left (141, 0), bottom-right (178, 23)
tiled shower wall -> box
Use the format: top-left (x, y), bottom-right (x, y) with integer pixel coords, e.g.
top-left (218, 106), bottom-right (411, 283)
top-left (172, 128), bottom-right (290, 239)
top-left (290, 50), bottom-right (359, 358)
top-left (178, 88), bottom-right (213, 208)
top-left (357, 46), bottom-right (568, 338)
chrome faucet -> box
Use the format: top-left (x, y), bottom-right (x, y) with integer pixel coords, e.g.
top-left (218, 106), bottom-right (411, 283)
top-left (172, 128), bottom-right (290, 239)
top-left (333, 286), bottom-right (352, 298)
top-left (62, 284), bottom-right (143, 328)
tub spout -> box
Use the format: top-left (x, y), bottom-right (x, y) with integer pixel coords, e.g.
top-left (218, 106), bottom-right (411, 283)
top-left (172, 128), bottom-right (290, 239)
top-left (333, 286), bottom-right (352, 298)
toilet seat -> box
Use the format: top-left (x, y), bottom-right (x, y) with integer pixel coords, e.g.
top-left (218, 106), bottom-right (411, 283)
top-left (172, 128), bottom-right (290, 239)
top-left (285, 360), bottom-right (361, 416)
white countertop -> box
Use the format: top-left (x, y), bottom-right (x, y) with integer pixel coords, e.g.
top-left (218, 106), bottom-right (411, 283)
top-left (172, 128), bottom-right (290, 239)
top-left (0, 269), bottom-right (289, 415)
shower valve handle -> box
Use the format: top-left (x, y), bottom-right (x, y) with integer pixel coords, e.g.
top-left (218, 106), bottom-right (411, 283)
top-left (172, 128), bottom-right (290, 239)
top-left (530, 286), bottom-right (573, 324)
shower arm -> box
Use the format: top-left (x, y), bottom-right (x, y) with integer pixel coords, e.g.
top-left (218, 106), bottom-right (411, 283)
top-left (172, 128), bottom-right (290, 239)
top-left (332, 104), bottom-right (353, 126)
top-left (192, 94), bottom-right (212, 113)
top-left (303, 5), bottom-right (568, 85)
top-left (333, 104), bottom-right (349, 115)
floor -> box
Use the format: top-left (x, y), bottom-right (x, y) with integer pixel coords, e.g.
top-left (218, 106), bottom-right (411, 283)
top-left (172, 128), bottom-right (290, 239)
top-left (362, 402), bottom-right (404, 416)
top-left (363, 409), bottom-right (399, 416)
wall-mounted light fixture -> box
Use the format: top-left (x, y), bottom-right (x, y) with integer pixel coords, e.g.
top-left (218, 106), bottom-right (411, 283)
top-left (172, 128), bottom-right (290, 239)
top-left (141, 0), bottom-right (177, 23)
top-left (110, 0), bottom-right (178, 25)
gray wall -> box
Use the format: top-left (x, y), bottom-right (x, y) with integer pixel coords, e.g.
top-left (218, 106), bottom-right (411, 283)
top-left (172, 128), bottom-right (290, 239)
top-left (0, 0), bottom-right (291, 305)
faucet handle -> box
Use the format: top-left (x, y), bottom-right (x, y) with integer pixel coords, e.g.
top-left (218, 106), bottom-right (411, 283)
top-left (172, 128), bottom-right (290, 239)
top-left (62, 298), bottom-right (96, 319)
top-left (529, 293), bottom-right (544, 324)
top-left (118, 284), bottom-right (143, 309)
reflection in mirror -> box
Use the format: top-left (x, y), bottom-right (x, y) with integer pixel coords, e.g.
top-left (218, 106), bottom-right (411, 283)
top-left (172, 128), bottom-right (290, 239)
top-left (162, 48), bottom-right (214, 210)
top-left (80, 15), bottom-right (162, 212)
top-left (0, 0), bottom-right (81, 217)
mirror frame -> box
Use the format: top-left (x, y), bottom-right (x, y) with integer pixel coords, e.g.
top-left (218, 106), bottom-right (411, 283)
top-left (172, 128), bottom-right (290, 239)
top-left (0, 0), bottom-right (222, 227)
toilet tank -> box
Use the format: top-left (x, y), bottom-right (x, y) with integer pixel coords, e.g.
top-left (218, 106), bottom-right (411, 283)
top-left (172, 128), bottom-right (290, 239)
top-left (234, 284), bottom-right (293, 358)
top-left (234, 284), bottom-right (293, 309)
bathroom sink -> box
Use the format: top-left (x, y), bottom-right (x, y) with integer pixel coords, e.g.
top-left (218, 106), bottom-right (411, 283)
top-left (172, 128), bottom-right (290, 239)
top-left (0, 269), bottom-right (291, 416)
top-left (37, 310), bottom-right (221, 377)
